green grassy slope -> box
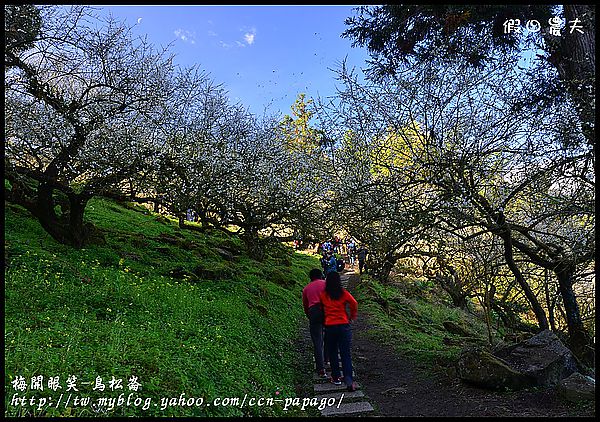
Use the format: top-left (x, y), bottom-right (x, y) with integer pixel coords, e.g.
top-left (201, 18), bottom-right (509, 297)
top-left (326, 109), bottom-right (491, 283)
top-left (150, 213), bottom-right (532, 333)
top-left (352, 275), bottom-right (499, 368)
top-left (5, 198), bottom-right (319, 417)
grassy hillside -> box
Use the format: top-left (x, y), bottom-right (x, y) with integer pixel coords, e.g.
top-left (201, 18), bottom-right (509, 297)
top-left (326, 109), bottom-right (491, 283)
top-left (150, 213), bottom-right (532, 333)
top-left (352, 275), bottom-right (499, 368)
top-left (5, 198), bottom-right (319, 417)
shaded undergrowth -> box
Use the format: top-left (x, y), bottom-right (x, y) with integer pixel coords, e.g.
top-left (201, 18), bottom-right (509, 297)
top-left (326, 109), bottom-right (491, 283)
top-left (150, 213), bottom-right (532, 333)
top-left (352, 275), bottom-right (497, 368)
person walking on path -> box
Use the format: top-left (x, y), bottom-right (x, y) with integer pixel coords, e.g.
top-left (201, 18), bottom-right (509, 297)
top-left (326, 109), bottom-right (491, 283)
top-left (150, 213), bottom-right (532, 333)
top-left (347, 239), bottom-right (356, 267)
top-left (320, 251), bottom-right (329, 274)
top-left (325, 250), bottom-right (338, 275)
top-left (320, 271), bottom-right (359, 392)
top-left (357, 245), bottom-right (368, 275)
top-left (302, 268), bottom-right (329, 378)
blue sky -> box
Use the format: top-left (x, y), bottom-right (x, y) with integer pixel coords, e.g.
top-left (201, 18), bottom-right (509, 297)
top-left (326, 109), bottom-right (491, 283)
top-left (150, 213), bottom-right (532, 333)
top-left (100, 5), bottom-right (371, 118)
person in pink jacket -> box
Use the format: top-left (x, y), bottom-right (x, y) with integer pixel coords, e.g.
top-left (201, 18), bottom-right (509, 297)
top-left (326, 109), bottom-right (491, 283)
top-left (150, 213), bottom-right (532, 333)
top-left (302, 268), bottom-right (329, 378)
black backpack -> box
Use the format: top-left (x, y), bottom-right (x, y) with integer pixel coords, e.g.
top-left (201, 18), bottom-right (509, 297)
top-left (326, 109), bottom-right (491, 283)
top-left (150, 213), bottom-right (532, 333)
top-left (336, 258), bottom-right (345, 272)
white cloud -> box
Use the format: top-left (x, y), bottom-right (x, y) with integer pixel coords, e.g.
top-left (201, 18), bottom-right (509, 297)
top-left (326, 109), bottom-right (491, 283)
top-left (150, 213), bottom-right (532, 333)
top-left (241, 26), bottom-right (256, 46)
top-left (174, 28), bottom-right (196, 44)
top-left (219, 27), bottom-right (256, 49)
top-left (207, 30), bottom-right (217, 37)
top-left (244, 32), bottom-right (255, 45)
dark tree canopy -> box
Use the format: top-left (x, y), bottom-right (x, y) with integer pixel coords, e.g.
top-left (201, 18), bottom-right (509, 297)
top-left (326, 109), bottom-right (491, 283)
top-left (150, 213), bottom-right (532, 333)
top-left (343, 5), bottom-right (595, 153)
top-left (4, 4), bottom-right (42, 61)
top-left (343, 5), bottom-right (555, 69)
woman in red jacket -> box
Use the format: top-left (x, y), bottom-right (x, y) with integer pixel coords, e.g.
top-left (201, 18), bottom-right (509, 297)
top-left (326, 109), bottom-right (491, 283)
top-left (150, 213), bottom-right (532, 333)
top-left (319, 271), bottom-right (358, 392)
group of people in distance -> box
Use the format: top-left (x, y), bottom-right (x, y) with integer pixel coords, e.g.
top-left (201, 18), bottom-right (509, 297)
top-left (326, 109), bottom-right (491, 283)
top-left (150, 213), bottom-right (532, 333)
top-left (318, 237), bottom-right (369, 276)
top-left (317, 236), bottom-right (344, 255)
top-left (346, 241), bottom-right (368, 275)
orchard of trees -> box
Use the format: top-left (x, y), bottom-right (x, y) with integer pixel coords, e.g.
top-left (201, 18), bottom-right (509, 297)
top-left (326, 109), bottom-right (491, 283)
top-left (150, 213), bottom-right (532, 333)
top-left (4, 5), bottom-right (595, 367)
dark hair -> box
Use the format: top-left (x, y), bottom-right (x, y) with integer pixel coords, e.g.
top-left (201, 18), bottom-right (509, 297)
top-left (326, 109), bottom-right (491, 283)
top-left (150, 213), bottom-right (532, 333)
top-left (309, 268), bottom-right (324, 281)
top-left (325, 271), bottom-right (343, 300)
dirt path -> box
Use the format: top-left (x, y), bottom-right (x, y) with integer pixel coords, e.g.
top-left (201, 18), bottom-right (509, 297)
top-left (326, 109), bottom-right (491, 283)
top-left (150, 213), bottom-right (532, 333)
top-left (345, 271), bottom-right (595, 418)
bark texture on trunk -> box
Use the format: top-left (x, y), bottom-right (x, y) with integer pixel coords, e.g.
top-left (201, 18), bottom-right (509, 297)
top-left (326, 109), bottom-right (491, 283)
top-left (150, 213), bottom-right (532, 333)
top-left (555, 263), bottom-right (594, 368)
top-left (498, 225), bottom-right (549, 331)
top-left (545, 5), bottom-right (596, 153)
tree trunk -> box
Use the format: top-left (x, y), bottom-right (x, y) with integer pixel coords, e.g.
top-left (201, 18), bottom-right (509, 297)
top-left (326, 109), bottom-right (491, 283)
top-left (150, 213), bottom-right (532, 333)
top-left (381, 255), bottom-right (396, 281)
top-left (436, 273), bottom-right (469, 309)
top-left (561, 5), bottom-right (595, 153)
top-left (34, 183), bottom-right (91, 248)
top-left (67, 194), bottom-right (89, 248)
top-left (371, 253), bottom-right (396, 282)
top-left (555, 263), bottom-right (594, 368)
top-left (507, 221), bottom-right (593, 367)
top-left (242, 228), bottom-right (265, 261)
top-left (35, 182), bottom-right (69, 245)
top-left (491, 301), bottom-right (537, 334)
top-left (544, 270), bottom-right (557, 332)
top-left (499, 228), bottom-right (549, 330)
top-left (544, 4), bottom-right (596, 153)
top-left (484, 283), bottom-right (496, 345)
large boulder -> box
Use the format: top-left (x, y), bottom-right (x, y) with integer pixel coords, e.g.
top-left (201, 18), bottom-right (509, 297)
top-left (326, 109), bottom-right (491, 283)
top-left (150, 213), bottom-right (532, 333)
top-left (557, 372), bottom-right (595, 403)
top-left (457, 346), bottom-right (534, 390)
top-left (493, 330), bottom-right (578, 387)
top-left (457, 330), bottom-right (579, 391)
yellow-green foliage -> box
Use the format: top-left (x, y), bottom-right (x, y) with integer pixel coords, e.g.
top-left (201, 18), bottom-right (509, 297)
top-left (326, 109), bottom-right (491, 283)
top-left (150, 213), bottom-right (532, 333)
top-left (370, 122), bottom-right (423, 178)
top-left (280, 93), bottom-right (320, 154)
